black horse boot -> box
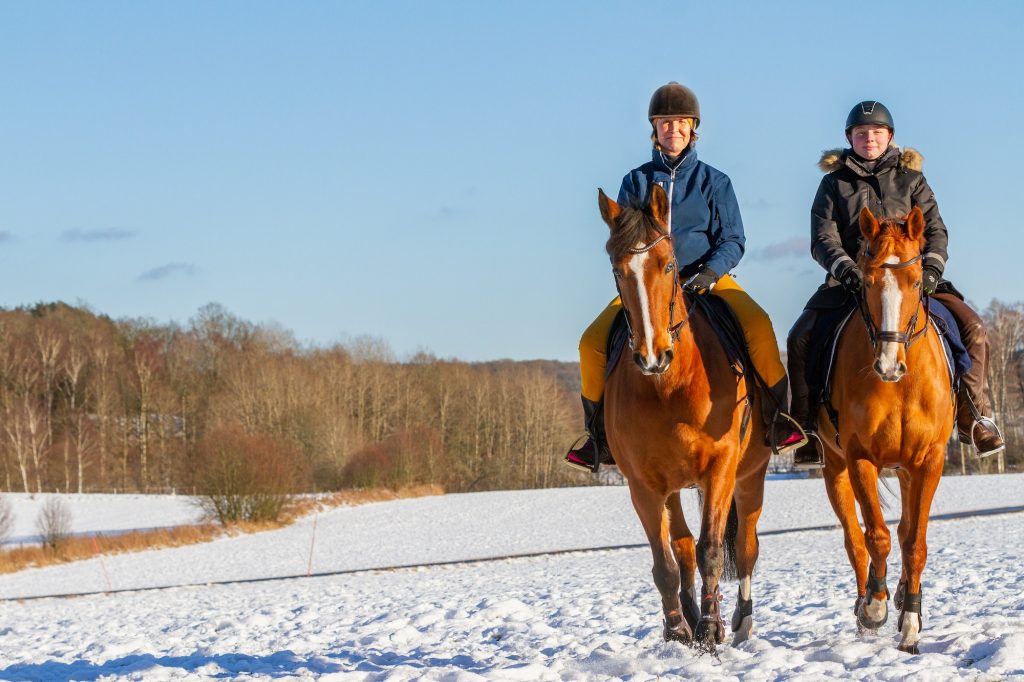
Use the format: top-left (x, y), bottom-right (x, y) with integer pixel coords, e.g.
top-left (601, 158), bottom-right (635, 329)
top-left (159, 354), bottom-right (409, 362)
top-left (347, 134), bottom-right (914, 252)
top-left (787, 308), bottom-right (824, 469)
top-left (564, 397), bottom-right (614, 472)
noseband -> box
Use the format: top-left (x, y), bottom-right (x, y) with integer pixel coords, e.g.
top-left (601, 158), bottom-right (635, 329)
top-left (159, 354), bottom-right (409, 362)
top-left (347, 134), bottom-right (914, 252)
top-left (615, 229), bottom-right (688, 349)
top-left (857, 251), bottom-right (929, 350)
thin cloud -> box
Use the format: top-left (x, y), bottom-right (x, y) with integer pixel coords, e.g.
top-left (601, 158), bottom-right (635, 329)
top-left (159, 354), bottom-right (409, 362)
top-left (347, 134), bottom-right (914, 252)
top-left (61, 227), bottom-right (136, 243)
top-left (752, 237), bottom-right (808, 261)
top-left (0, 231), bottom-right (13, 243)
top-left (137, 263), bottom-right (197, 282)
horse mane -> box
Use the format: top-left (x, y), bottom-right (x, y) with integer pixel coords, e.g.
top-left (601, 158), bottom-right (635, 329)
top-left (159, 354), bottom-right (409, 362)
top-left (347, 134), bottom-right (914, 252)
top-left (606, 205), bottom-right (665, 261)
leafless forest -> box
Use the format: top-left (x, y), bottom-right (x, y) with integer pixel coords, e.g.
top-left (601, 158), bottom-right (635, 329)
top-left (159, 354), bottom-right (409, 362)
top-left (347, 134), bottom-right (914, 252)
top-left (0, 300), bottom-right (1020, 495)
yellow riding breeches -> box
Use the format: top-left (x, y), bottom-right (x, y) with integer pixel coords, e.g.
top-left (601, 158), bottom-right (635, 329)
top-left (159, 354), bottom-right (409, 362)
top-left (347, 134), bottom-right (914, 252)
top-left (578, 274), bottom-right (787, 402)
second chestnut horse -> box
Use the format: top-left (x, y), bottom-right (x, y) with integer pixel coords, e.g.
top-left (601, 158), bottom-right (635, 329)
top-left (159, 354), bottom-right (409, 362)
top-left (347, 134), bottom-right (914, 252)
top-left (820, 206), bottom-right (955, 654)
top-left (599, 184), bottom-right (771, 652)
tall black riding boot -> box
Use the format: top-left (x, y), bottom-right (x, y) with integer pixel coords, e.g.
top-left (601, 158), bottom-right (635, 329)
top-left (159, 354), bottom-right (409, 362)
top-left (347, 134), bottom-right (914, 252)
top-left (787, 308), bottom-right (823, 469)
top-left (564, 397), bottom-right (614, 472)
top-left (933, 293), bottom-right (1005, 457)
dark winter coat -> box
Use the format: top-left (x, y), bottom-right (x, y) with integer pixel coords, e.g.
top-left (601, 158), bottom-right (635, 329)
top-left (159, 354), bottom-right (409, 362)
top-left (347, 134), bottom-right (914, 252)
top-left (810, 146), bottom-right (949, 282)
top-left (618, 147), bottom-right (745, 279)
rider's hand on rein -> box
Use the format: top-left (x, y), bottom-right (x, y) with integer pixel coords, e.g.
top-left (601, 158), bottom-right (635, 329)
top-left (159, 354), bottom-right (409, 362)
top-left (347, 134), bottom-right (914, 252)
top-left (683, 265), bottom-right (719, 296)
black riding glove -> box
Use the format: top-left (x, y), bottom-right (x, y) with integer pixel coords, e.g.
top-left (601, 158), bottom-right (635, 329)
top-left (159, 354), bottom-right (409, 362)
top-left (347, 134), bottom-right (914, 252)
top-left (836, 261), bottom-right (863, 294)
top-left (922, 265), bottom-right (941, 295)
top-left (683, 266), bottom-right (719, 295)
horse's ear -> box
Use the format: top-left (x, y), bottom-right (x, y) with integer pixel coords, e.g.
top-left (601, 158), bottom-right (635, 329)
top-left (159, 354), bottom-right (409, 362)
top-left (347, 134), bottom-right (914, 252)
top-left (598, 189), bottom-right (621, 228)
top-left (906, 206), bottom-right (926, 242)
top-left (648, 183), bottom-right (670, 228)
top-left (859, 207), bottom-right (880, 241)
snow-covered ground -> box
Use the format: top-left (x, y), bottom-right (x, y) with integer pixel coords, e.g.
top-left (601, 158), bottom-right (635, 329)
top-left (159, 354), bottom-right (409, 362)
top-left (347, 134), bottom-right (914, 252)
top-left (1, 474), bottom-right (1023, 680)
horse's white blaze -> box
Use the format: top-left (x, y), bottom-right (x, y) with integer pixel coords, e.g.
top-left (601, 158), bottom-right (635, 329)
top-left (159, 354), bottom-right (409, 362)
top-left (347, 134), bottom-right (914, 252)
top-left (899, 611), bottom-right (921, 648)
top-left (878, 256), bottom-right (902, 375)
top-left (629, 251), bottom-right (656, 365)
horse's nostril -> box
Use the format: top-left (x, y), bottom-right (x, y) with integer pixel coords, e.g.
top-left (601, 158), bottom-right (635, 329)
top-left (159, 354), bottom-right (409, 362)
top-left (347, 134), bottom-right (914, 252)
top-left (633, 352), bottom-right (644, 368)
top-left (663, 350), bottom-right (674, 366)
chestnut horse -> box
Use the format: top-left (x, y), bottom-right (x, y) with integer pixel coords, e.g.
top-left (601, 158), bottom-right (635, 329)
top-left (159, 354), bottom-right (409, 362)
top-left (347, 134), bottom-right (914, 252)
top-left (820, 206), bottom-right (955, 654)
top-left (599, 184), bottom-right (771, 651)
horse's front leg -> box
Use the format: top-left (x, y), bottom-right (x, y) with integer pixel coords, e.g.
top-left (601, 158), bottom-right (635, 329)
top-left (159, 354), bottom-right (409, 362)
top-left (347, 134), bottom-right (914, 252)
top-left (629, 484), bottom-right (690, 643)
top-left (895, 452), bottom-right (943, 655)
top-left (822, 445), bottom-right (869, 610)
top-left (666, 492), bottom-right (701, 634)
top-left (849, 456), bottom-right (891, 630)
top-left (694, 465), bottom-right (738, 651)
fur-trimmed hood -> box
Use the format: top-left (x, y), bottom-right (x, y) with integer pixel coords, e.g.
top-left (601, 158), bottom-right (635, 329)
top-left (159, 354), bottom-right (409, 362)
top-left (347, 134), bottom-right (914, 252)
top-left (818, 147), bottom-right (923, 173)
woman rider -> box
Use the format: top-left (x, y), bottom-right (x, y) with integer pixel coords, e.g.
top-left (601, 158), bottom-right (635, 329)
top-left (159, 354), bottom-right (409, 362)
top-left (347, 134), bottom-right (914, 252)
top-left (787, 100), bottom-right (1005, 468)
top-left (565, 82), bottom-right (807, 472)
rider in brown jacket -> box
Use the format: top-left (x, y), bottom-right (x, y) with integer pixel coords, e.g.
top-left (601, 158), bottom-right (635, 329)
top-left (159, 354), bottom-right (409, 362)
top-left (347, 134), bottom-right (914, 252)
top-left (787, 101), bottom-right (1005, 468)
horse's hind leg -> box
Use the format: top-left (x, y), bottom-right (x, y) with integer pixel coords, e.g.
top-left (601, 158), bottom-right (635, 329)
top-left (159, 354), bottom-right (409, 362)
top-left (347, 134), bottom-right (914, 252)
top-left (730, 455), bottom-right (769, 644)
top-left (895, 452), bottom-right (943, 655)
top-left (630, 484), bottom-right (690, 643)
top-left (666, 492), bottom-right (700, 634)
top-left (822, 446), bottom-right (869, 610)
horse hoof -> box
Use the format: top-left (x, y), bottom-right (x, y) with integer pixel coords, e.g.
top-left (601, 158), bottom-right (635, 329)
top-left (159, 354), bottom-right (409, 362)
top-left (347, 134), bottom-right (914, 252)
top-left (898, 643), bottom-right (920, 655)
top-left (663, 619), bottom-right (693, 644)
top-left (856, 599), bottom-right (888, 630)
top-left (694, 618), bottom-right (726, 650)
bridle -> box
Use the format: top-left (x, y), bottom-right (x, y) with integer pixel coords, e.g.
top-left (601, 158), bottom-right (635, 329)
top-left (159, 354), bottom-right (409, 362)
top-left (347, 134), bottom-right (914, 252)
top-left (614, 228), bottom-right (689, 349)
top-left (856, 250), bottom-right (930, 351)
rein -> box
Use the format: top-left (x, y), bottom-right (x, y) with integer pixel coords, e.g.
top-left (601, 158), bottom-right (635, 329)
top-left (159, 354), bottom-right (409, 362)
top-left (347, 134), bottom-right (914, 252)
top-left (616, 229), bottom-right (689, 347)
top-left (857, 251), bottom-right (930, 350)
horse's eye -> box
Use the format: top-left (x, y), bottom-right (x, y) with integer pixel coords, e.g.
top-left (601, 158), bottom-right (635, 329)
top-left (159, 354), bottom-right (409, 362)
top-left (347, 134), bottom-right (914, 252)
top-left (913, 281), bottom-right (921, 289)
top-left (665, 262), bottom-right (675, 274)
top-left (612, 269), bottom-right (623, 279)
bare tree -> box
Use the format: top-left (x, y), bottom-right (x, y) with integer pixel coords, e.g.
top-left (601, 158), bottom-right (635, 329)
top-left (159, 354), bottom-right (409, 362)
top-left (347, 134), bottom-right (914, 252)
top-left (36, 496), bottom-right (72, 553)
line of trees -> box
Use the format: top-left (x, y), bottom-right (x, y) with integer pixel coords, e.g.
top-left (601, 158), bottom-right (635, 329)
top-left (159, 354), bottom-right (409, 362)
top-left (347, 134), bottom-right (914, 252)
top-left (0, 302), bottom-right (588, 494)
top-left (0, 298), bottom-right (1019, 495)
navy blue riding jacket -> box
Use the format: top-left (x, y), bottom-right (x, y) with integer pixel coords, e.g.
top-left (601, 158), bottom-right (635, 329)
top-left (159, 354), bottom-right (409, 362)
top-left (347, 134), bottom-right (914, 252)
top-left (617, 147), bottom-right (745, 279)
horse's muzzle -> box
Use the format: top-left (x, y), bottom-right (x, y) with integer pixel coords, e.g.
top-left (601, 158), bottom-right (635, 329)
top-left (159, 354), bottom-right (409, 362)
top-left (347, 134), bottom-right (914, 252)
top-left (873, 358), bottom-right (906, 382)
top-left (634, 349), bottom-right (673, 375)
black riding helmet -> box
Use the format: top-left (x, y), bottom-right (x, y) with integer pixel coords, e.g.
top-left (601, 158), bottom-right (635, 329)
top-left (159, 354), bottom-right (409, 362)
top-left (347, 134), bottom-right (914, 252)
top-left (845, 101), bottom-right (894, 133)
top-left (649, 82), bottom-right (701, 129)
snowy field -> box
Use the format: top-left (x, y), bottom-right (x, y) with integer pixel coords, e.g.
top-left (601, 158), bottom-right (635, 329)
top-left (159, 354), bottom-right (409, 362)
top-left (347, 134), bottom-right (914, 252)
top-left (1, 474), bottom-right (1023, 680)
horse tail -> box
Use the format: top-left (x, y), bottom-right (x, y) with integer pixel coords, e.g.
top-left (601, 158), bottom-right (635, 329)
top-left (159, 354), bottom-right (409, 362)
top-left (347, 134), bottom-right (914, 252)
top-left (696, 490), bottom-right (739, 582)
top-left (877, 475), bottom-right (897, 513)
top-left (723, 498), bottom-right (739, 582)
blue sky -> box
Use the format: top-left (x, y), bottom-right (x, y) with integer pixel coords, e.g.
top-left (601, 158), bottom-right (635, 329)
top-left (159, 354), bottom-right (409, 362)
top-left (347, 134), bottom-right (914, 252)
top-left (2, 1), bottom-right (1021, 361)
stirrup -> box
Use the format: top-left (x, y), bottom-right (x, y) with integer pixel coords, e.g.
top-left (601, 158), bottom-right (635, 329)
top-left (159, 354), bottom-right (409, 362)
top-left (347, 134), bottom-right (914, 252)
top-left (770, 412), bottom-right (808, 456)
top-left (791, 432), bottom-right (825, 470)
top-left (563, 435), bottom-right (599, 473)
top-left (971, 417), bottom-right (1006, 459)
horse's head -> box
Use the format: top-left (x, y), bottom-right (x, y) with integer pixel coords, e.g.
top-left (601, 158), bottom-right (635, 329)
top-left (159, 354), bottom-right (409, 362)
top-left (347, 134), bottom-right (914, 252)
top-left (856, 206), bottom-right (927, 382)
top-left (598, 184), bottom-right (683, 375)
